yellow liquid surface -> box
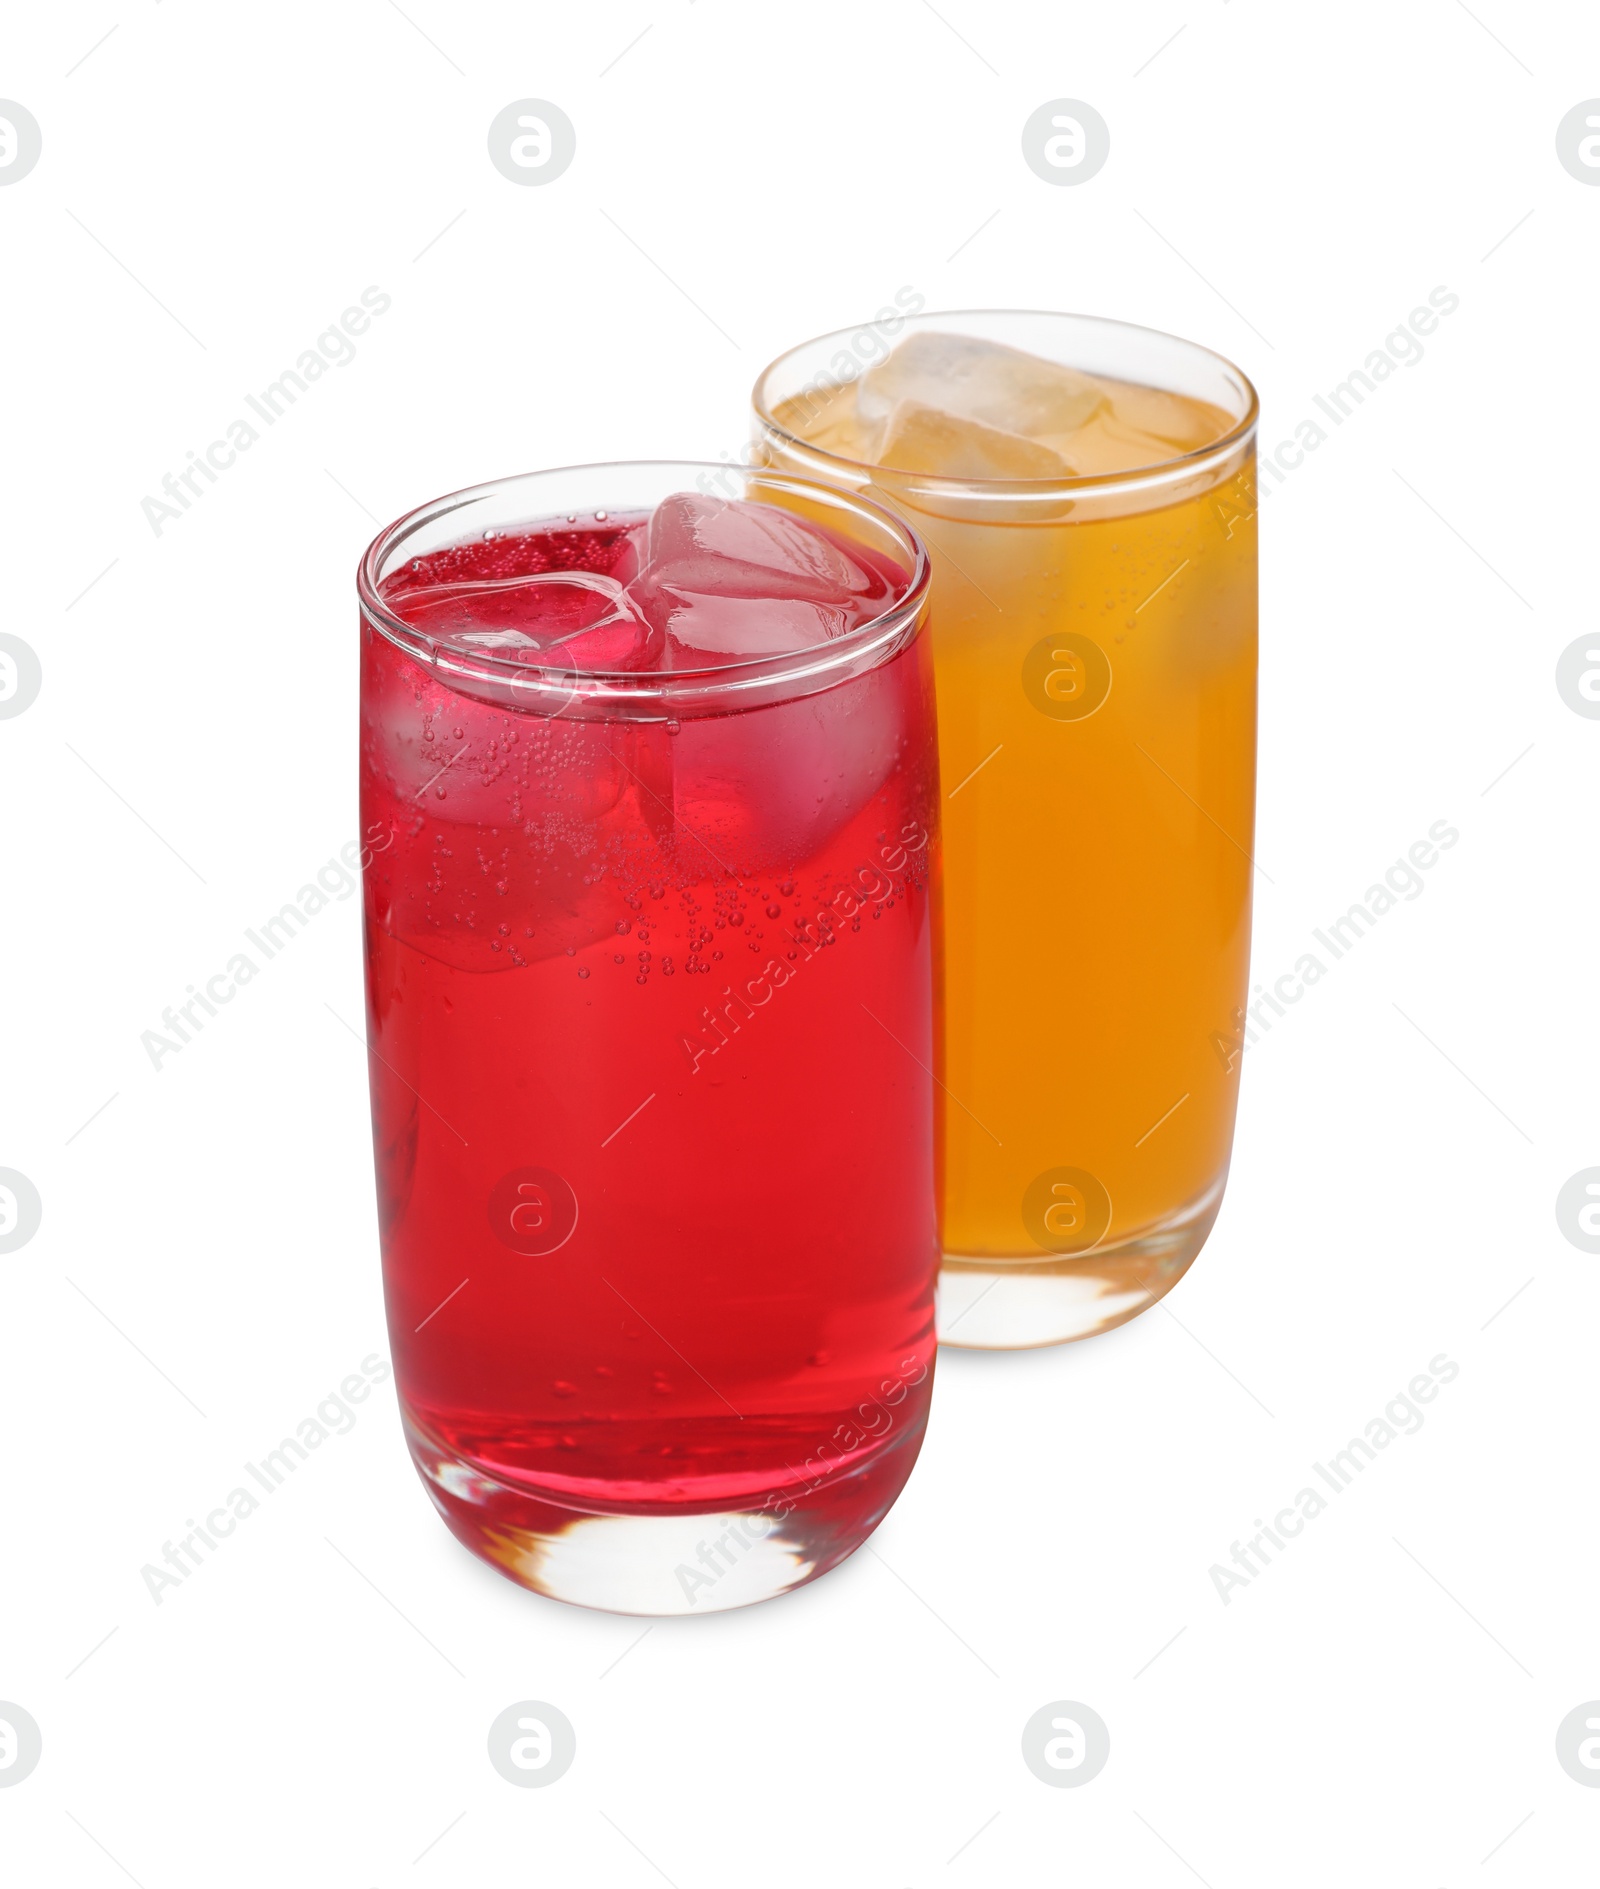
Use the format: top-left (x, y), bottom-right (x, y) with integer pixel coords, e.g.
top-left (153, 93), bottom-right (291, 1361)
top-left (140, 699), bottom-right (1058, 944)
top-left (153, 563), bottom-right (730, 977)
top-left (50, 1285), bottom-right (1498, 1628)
top-left (769, 344), bottom-right (1257, 1261)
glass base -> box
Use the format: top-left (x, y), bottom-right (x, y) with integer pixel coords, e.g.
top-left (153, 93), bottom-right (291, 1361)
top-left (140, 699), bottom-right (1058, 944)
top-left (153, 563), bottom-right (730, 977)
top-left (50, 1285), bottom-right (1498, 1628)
top-left (936, 1174), bottom-right (1226, 1349)
top-left (404, 1415), bottom-right (923, 1616)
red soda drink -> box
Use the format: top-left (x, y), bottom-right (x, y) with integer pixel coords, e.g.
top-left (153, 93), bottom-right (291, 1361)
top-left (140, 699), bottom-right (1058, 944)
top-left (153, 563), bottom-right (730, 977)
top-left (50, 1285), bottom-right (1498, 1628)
top-left (357, 465), bottom-right (938, 1613)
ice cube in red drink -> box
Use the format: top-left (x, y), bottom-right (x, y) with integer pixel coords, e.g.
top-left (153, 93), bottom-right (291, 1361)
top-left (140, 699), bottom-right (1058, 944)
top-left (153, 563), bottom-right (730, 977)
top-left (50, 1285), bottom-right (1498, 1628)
top-left (625, 493), bottom-right (903, 665)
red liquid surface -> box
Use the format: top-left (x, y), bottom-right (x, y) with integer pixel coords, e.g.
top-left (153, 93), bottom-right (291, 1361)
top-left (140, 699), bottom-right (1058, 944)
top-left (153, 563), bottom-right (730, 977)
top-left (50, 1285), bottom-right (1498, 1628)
top-left (361, 507), bottom-right (939, 1537)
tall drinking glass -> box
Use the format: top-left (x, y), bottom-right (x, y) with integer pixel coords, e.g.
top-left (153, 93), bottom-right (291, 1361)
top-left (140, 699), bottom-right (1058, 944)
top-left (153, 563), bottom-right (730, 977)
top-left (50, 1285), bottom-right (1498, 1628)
top-left (754, 314), bottom-right (1259, 1348)
top-left (357, 462), bottom-right (939, 1611)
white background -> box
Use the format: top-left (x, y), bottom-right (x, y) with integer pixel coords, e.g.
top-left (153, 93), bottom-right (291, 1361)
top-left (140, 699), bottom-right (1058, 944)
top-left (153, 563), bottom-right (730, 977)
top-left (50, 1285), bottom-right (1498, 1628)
top-left (2, 2), bottom-right (1597, 1883)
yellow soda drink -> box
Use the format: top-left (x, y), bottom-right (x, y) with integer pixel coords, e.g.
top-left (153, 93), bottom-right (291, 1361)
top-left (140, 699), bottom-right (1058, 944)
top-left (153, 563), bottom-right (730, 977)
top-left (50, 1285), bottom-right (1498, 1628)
top-left (754, 313), bottom-right (1259, 1347)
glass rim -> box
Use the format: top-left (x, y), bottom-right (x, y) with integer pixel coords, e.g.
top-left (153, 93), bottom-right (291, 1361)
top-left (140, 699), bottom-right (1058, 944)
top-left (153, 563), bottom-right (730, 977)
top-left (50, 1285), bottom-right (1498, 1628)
top-left (751, 307), bottom-right (1261, 503)
top-left (356, 459), bottom-right (931, 707)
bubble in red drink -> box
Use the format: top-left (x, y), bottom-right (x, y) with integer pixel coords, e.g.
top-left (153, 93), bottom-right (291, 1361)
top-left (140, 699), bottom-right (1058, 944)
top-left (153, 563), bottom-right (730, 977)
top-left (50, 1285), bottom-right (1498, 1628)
top-left (358, 468), bottom-right (939, 1614)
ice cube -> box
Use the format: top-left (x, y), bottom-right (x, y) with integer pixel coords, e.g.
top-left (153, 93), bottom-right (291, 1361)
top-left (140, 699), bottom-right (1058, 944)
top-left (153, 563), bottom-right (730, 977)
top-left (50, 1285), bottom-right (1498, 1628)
top-left (540, 574), bottom-right (658, 671)
top-left (1099, 380), bottom-right (1225, 453)
top-left (672, 654), bottom-right (907, 870)
top-left (638, 493), bottom-right (881, 602)
top-left (400, 571), bottom-right (658, 672)
top-left (1036, 381), bottom-right (1230, 474)
top-left (857, 331), bottom-right (1108, 441)
top-left (451, 627), bottom-right (542, 652)
top-left (876, 401), bottom-right (1074, 481)
top-left (1036, 412), bottom-right (1187, 476)
top-left (360, 628), bottom-right (634, 970)
top-left (661, 595), bottom-right (854, 666)
top-left (626, 495), bottom-right (897, 670)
